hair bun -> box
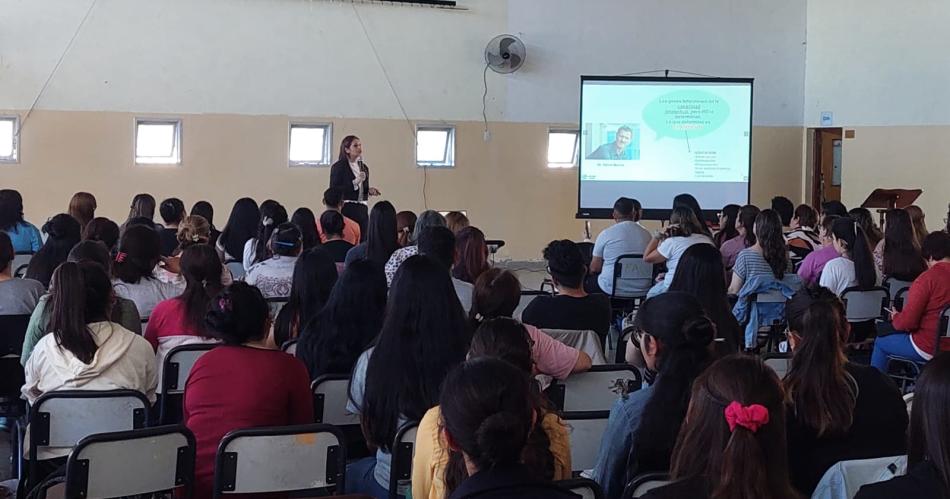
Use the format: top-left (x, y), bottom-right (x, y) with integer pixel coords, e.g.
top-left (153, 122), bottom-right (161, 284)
top-left (473, 412), bottom-right (528, 468)
top-left (682, 316), bottom-right (716, 347)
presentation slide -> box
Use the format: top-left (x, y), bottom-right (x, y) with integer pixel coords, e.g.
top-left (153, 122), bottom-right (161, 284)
top-left (578, 77), bottom-right (753, 218)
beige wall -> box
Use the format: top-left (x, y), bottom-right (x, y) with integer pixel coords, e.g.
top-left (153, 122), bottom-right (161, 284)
top-left (3, 110), bottom-right (802, 260)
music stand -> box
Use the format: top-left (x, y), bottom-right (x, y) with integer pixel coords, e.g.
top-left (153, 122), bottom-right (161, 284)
top-left (861, 189), bottom-right (922, 226)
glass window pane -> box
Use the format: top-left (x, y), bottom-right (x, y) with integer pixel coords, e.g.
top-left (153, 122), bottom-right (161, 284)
top-left (417, 129), bottom-right (449, 163)
top-left (289, 126), bottom-right (326, 163)
top-left (136, 123), bottom-right (176, 159)
top-left (548, 132), bottom-right (577, 166)
top-left (0, 119), bottom-right (14, 158)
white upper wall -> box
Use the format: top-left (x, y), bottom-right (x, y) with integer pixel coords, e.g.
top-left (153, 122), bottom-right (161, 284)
top-left (2, 0), bottom-right (807, 125)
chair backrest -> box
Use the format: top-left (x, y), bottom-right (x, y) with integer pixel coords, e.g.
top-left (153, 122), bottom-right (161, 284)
top-left (0, 314), bottom-right (30, 357)
top-left (754, 289), bottom-right (787, 304)
top-left (225, 260), bottom-right (245, 281)
top-left (894, 287), bottom-right (911, 311)
top-left (514, 290), bottom-right (551, 321)
top-left (622, 472), bottom-right (672, 499)
top-left (542, 328), bottom-right (608, 365)
top-left (388, 421), bottom-right (419, 499)
top-left (556, 478), bottom-right (605, 499)
top-left (547, 364), bottom-right (642, 412)
top-left (763, 353), bottom-right (792, 379)
top-left (267, 297), bottom-right (290, 318)
top-left (562, 411), bottom-right (610, 473)
top-left (611, 254), bottom-right (653, 299)
top-left (162, 343), bottom-right (217, 395)
top-left (841, 287), bottom-right (889, 323)
top-left (12, 253), bottom-right (32, 278)
top-left (65, 425), bottom-right (195, 499)
top-left (939, 304), bottom-right (950, 353)
top-left (213, 424), bottom-right (345, 497)
top-left (883, 277), bottom-right (914, 306)
top-left (812, 455), bottom-right (906, 499)
top-left (312, 375), bottom-right (361, 426)
top-left (281, 339), bottom-right (298, 355)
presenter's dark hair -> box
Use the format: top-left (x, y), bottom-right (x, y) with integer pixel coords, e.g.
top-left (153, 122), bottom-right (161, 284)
top-left (339, 135), bottom-right (359, 161)
top-left (770, 196), bottom-right (795, 226)
top-left (613, 197), bottom-right (635, 218)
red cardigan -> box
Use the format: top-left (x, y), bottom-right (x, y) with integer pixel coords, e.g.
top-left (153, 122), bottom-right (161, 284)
top-left (892, 262), bottom-right (950, 357)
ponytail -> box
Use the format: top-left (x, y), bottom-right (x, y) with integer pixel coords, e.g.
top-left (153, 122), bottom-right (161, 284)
top-left (831, 218), bottom-right (876, 288)
top-left (49, 262), bottom-right (110, 364)
top-left (178, 245), bottom-right (223, 336)
top-left (253, 201), bottom-right (288, 266)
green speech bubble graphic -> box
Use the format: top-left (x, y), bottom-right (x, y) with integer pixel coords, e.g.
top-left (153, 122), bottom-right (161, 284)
top-left (642, 89), bottom-right (731, 140)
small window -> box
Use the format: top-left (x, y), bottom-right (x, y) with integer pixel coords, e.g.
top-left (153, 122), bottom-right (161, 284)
top-left (0, 116), bottom-right (18, 163)
top-left (289, 123), bottom-right (332, 166)
top-left (547, 129), bottom-right (579, 168)
top-left (135, 119), bottom-right (181, 165)
top-left (416, 126), bottom-right (455, 168)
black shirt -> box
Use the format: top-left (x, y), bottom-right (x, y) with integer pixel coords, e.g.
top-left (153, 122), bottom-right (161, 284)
top-left (641, 476), bottom-right (709, 499)
top-left (448, 464), bottom-right (581, 499)
top-left (159, 228), bottom-right (179, 257)
top-left (521, 293), bottom-right (611, 340)
top-left (323, 239), bottom-right (354, 264)
top-left (855, 461), bottom-right (947, 499)
top-left (786, 363), bottom-right (908, 495)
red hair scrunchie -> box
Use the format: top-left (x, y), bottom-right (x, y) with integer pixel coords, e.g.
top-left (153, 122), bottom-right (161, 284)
top-left (724, 401), bottom-right (769, 433)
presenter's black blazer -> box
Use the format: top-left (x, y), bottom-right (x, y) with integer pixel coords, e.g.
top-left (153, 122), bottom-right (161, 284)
top-left (329, 158), bottom-right (370, 202)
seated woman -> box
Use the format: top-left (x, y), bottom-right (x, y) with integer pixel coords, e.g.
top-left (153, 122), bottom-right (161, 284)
top-left (158, 197), bottom-right (186, 257)
top-left (82, 217), bottom-right (120, 253)
top-left (25, 214), bottom-right (82, 287)
top-left (644, 207), bottom-right (714, 297)
top-left (157, 215), bottom-right (233, 285)
top-left (67, 192), bottom-right (97, 232)
top-left (320, 210), bottom-right (355, 264)
top-left (21, 261), bottom-right (156, 488)
top-left (385, 210), bottom-right (446, 285)
top-left (850, 207), bottom-right (884, 249)
top-left (215, 197), bottom-right (259, 264)
top-left (189, 200), bottom-right (220, 248)
top-left (444, 211), bottom-right (470, 235)
top-left (591, 292), bottom-right (715, 499)
top-left (719, 204), bottom-right (759, 271)
top-left (452, 226), bottom-right (489, 284)
top-left (396, 211), bottom-right (417, 248)
top-left (245, 222), bottom-right (301, 298)
top-left (470, 268), bottom-right (592, 380)
top-left (0, 232), bottom-right (45, 315)
top-left (642, 355), bottom-right (798, 499)
top-left (786, 203), bottom-right (821, 263)
top-left (667, 243), bottom-right (742, 353)
top-left (413, 317), bottom-right (572, 499)
top-left (874, 208), bottom-right (927, 281)
top-left (712, 204), bottom-right (740, 249)
top-left (856, 352), bottom-right (950, 499)
top-left (798, 214), bottom-right (841, 286)
top-left (184, 282), bottom-right (313, 498)
top-left (0, 188), bottom-right (42, 254)
top-left (243, 199), bottom-right (287, 271)
top-left (819, 217), bottom-right (879, 296)
top-left (297, 259), bottom-right (387, 380)
top-left (345, 200), bottom-right (399, 267)
top-left (427, 357), bottom-right (578, 499)
top-left (871, 231), bottom-right (950, 370)
top-left (273, 247), bottom-right (338, 346)
top-left (728, 209), bottom-right (790, 295)
top-left (291, 207), bottom-right (321, 251)
top-left (522, 239), bottom-right (611, 342)
top-left (112, 225), bottom-right (183, 319)
top-left (784, 287), bottom-right (907, 495)
top-left (346, 255), bottom-right (470, 497)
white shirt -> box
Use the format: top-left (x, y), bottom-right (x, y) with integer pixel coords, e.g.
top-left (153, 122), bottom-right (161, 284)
top-left (245, 255), bottom-right (298, 298)
top-left (242, 238), bottom-right (258, 272)
top-left (592, 221), bottom-right (652, 295)
top-left (820, 256), bottom-right (858, 296)
top-left (112, 276), bottom-right (184, 319)
top-left (349, 160), bottom-right (361, 191)
top-left (453, 277), bottom-right (474, 314)
top-left (657, 233), bottom-right (714, 287)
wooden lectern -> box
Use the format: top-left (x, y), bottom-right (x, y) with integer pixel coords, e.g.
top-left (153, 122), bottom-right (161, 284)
top-left (860, 189), bottom-right (922, 226)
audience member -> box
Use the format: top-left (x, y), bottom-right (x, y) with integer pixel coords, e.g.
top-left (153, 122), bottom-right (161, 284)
top-left (728, 209), bottom-right (789, 294)
top-left (673, 193), bottom-right (713, 237)
top-left (385, 210), bottom-right (446, 285)
top-left (870, 231), bottom-right (950, 370)
top-left (786, 204), bottom-right (821, 262)
top-left (643, 355), bottom-right (798, 499)
top-left (346, 255), bottom-right (470, 497)
top-left (470, 267), bottom-right (592, 379)
top-left (159, 197), bottom-right (186, 256)
top-left (67, 192), bottom-right (96, 232)
top-left (856, 352), bottom-right (950, 499)
top-left (820, 200), bottom-right (848, 218)
top-left (588, 197), bottom-right (651, 296)
top-left (81, 217), bottom-right (120, 252)
top-left (291, 207), bottom-right (321, 251)
top-left (317, 188), bottom-right (361, 245)
top-left (0, 232), bottom-right (45, 314)
top-left (452, 226), bottom-right (489, 284)
top-left (771, 195), bottom-right (795, 228)
top-left (784, 287), bottom-right (907, 494)
top-left (121, 193), bottom-right (162, 233)
top-left (0, 189), bottom-right (42, 253)
top-left (713, 203), bottom-right (740, 248)
top-left (422, 357), bottom-right (577, 499)
top-left (156, 215), bottom-right (234, 286)
top-left (319, 210), bottom-right (355, 264)
top-left (875, 208), bottom-right (927, 280)
top-left (849, 207), bottom-right (884, 249)
top-left (798, 214), bottom-right (840, 285)
top-left (667, 244), bottom-right (742, 353)
top-left (444, 211), bottom-right (470, 235)
top-left (243, 199), bottom-right (287, 270)
top-left (591, 292), bottom-right (715, 499)
top-left (819, 217), bottom-right (878, 295)
top-left (25, 214), bottom-right (82, 287)
top-left (418, 226), bottom-right (474, 314)
top-left (906, 205), bottom-right (929, 245)
top-left (297, 259), bottom-right (386, 380)
top-left (112, 225), bottom-right (183, 318)
top-left (346, 200), bottom-right (398, 267)
top-left (245, 222), bottom-right (301, 298)
top-left (522, 239), bottom-right (611, 341)
top-left (216, 197), bottom-right (259, 263)
top-left (21, 241), bottom-right (142, 365)
top-left (644, 206), bottom-right (714, 297)
top-left (273, 247), bottom-right (338, 346)
top-left (189, 200), bottom-right (220, 247)
top-left (184, 282), bottom-right (313, 498)
top-left (396, 210), bottom-right (417, 248)
top-left (720, 204), bottom-right (759, 270)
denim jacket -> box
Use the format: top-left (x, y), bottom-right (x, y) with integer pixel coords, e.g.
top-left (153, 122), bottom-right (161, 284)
top-left (732, 274), bottom-right (802, 348)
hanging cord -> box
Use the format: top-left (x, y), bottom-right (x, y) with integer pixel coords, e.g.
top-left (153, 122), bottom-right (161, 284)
top-left (614, 68), bottom-right (722, 78)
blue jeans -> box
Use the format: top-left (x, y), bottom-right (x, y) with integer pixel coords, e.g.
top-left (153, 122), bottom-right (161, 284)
top-left (345, 457), bottom-right (402, 499)
top-left (871, 332), bottom-right (925, 371)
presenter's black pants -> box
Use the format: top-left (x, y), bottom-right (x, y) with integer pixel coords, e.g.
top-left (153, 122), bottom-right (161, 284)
top-left (342, 202), bottom-right (369, 243)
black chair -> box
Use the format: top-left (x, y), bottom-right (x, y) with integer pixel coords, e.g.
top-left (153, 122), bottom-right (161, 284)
top-left (557, 477), bottom-right (605, 499)
top-left (12, 251), bottom-right (33, 279)
top-left (621, 472), bottom-right (672, 498)
top-left (514, 289), bottom-right (553, 321)
top-left (883, 276), bottom-right (914, 308)
top-left (0, 314), bottom-right (30, 479)
top-left (159, 343), bottom-right (217, 425)
top-left (608, 254), bottom-right (653, 318)
top-left (762, 352), bottom-right (793, 378)
top-left (388, 421), bottom-right (420, 499)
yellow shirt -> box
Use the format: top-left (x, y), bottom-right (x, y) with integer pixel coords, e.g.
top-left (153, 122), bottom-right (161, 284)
top-left (412, 405), bottom-right (572, 499)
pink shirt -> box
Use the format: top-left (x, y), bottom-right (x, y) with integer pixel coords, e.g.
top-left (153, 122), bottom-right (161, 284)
top-left (720, 235), bottom-right (749, 270)
top-left (144, 298), bottom-right (219, 391)
top-left (525, 324), bottom-right (580, 380)
top-left (798, 245), bottom-right (839, 285)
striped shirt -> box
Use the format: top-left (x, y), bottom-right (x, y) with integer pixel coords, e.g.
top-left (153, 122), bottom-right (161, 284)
top-left (734, 248), bottom-right (780, 282)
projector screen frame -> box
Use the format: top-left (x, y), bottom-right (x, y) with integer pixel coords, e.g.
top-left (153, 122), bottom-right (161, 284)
top-left (575, 75), bottom-right (754, 222)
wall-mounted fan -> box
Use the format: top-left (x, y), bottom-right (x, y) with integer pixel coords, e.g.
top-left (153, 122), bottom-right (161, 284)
top-left (484, 34), bottom-right (525, 74)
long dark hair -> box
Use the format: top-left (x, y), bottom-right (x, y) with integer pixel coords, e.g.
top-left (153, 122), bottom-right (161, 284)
top-left (205, 282), bottom-right (269, 345)
top-left (82, 217), bottom-right (120, 252)
top-left (253, 200), bottom-right (288, 265)
top-left (26, 214), bottom-right (82, 287)
top-left (714, 204), bottom-right (741, 247)
top-left (219, 198), bottom-right (259, 260)
top-left (176, 245), bottom-right (223, 336)
top-left (297, 260), bottom-right (387, 380)
top-left (366, 201), bottom-right (399, 266)
top-left (883, 208), bottom-right (927, 281)
top-left (0, 189), bottom-right (25, 231)
top-left (669, 244), bottom-right (742, 353)
top-left (669, 207), bottom-right (705, 237)
top-left (113, 225), bottom-right (161, 284)
top-left (125, 193), bottom-right (156, 224)
top-left (737, 205), bottom-right (761, 247)
top-left (755, 209), bottom-right (788, 279)
top-left (453, 226), bottom-right (489, 284)
top-left (291, 208), bottom-right (320, 251)
top-left (670, 355), bottom-right (798, 499)
top-left (190, 201), bottom-right (216, 231)
top-left (849, 207), bottom-right (883, 248)
top-left (468, 268), bottom-right (521, 328)
top-left (338, 135), bottom-right (359, 162)
top-left (906, 205), bottom-right (929, 245)
top-left (784, 287), bottom-right (855, 436)
top-left (908, 352), bottom-right (950, 498)
top-left (274, 247), bottom-right (338, 347)
top-left (793, 204), bottom-right (818, 229)
top-left (360, 255), bottom-right (470, 452)
top-left (49, 262), bottom-right (113, 364)
top-left (830, 217), bottom-right (877, 288)
top-left (673, 193), bottom-right (712, 236)
top-left (628, 292), bottom-right (716, 477)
